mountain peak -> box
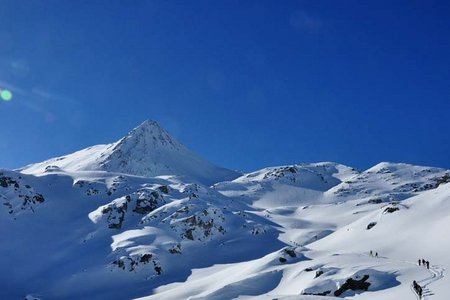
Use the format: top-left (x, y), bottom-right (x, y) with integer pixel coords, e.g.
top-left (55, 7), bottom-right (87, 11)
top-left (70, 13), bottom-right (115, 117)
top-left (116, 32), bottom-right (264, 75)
top-left (119, 120), bottom-right (177, 151)
top-left (20, 120), bottom-right (241, 185)
top-left (133, 120), bottom-right (163, 132)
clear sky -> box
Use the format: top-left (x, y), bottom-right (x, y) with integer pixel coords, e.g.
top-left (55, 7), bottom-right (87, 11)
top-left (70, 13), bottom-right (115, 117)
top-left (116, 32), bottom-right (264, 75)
top-left (1, 0), bottom-right (449, 172)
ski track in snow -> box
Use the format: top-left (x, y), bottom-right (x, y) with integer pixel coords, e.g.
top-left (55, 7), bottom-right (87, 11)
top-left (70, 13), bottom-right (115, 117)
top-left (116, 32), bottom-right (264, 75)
top-left (401, 260), bottom-right (445, 299)
top-left (353, 253), bottom-right (445, 300)
top-left (418, 264), bottom-right (445, 299)
top-left (391, 258), bottom-right (445, 299)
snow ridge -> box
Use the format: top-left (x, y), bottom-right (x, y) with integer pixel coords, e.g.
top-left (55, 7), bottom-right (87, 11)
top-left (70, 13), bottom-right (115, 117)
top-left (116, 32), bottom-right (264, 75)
top-left (2, 121), bottom-right (450, 300)
top-left (20, 120), bottom-right (240, 185)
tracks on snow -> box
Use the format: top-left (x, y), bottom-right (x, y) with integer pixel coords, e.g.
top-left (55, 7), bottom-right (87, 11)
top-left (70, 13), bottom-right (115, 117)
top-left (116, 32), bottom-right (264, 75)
top-left (357, 253), bottom-right (444, 299)
top-left (416, 264), bottom-right (445, 299)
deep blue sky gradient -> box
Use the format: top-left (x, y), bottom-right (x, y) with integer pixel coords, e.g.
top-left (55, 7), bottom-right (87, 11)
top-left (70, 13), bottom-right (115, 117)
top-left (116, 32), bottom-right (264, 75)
top-left (1, 0), bottom-right (449, 172)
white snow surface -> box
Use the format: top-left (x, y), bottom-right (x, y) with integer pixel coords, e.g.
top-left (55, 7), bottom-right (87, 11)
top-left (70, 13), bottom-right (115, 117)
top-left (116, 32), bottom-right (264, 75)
top-left (20, 120), bottom-right (240, 186)
top-left (1, 121), bottom-right (450, 300)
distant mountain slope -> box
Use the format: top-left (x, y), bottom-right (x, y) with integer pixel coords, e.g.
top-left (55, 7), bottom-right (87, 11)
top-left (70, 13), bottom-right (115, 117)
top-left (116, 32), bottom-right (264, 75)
top-left (20, 120), bottom-right (240, 185)
top-left (2, 121), bottom-right (450, 300)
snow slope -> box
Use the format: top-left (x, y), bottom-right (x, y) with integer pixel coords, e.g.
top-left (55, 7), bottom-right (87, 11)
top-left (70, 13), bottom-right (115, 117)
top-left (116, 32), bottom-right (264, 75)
top-left (20, 120), bottom-right (240, 186)
top-left (1, 121), bottom-right (449, 300)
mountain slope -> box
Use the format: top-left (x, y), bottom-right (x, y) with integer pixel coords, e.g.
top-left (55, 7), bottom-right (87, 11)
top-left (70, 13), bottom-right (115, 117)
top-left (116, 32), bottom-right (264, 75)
top-left (20, 120), bottom-right (240, 186)
top-left (2, 122), bottom-right (449, 299)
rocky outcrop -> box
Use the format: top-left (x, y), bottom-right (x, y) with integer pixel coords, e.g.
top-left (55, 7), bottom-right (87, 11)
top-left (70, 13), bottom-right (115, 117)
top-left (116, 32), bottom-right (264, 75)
top-left (334, 274), bottom-right (371, 296)
top-left (171, 207), bottom-right (226, 241)
top-left (366, 222), bottom-right (377, 230)
top-left (93, 188), bottom-right (165, 229)
top-left (0, 172), bottom-right (45, 215)
top-left (263, 166), bottom-right (299, 182)
top-left (112, 253), bottom-right (162, 276)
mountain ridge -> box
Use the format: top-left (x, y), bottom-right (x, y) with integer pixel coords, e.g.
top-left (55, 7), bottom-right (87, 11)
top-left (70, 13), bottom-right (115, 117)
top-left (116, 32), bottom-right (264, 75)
top-left (20, 120), bottom-right (241, 186)
top-left (2, 121), bottom-right (449, 300)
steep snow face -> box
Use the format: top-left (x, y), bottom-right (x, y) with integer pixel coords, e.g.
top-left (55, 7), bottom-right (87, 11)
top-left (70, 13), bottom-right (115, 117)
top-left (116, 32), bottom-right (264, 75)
top-left (5, 131), bottom-right (450, 300)
top-left (232, 162), bottom-right (358, 188)
top-left (215, 162), bottom-right (359, 208)
top-left (326, 162), bottom-right (450, 203)
top-left (20, 120), bottom-right (240, 186)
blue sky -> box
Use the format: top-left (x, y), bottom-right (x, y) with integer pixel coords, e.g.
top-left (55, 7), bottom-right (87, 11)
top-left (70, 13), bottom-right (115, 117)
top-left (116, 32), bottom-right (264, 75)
top-left (0, 0), bottom-right (449, 172)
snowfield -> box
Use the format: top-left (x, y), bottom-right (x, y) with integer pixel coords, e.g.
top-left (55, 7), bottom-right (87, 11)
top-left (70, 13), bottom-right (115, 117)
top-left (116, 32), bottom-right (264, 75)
top-left (1, 121), bottom-right (449, 299)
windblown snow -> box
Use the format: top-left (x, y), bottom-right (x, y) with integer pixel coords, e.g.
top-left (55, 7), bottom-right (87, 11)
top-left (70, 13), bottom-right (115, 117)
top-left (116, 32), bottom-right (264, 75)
top-left (1, 120), bottom-right (449, 300)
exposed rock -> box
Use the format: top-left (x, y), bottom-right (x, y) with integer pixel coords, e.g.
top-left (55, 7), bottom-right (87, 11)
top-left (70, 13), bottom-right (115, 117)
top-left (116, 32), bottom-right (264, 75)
top-left (169, 244), bottom-right (182, 254)
top-left (112, 253), bottom-right (161, 276)
top-left (368, 198), bottom-right (383, 204)
top-left (284, 248), bottom-right (297, 258)
top-left (133, 190), bottom-right (161, 214)
top-left (334, 274), bottom-right (371, 296)
top-left (366, 222), bottom-right (377, 230)
top-left (263, 166), bottom-right (299, 182)
top-left (383, 206), bottom-right (399, 213)
top-left (0, 174), bottom-right (45, 215)
top-left (303, 290), bottom-right (331, 296)
top-left (435, 173), bottom-right (450, 187)
top-left (157, 185), bottom-right (170, 194)
top-left (170, 206), bottom-right (226, 242)
top-left (102, 202), bottom-right (127, 229)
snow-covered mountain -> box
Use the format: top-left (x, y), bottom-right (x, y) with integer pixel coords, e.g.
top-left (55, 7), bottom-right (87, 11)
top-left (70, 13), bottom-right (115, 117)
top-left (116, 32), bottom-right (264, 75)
top-left (1, 121), bottom-right (449, 300)
top-left (20, 120), bottom-right (240, 186)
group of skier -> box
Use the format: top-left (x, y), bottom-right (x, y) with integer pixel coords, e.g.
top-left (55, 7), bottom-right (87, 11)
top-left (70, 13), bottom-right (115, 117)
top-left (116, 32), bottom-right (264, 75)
top-left (369, 250), bottom-right (378, 257)
top-left (418, 258), bottom-right (430, 269)
top-left (413, 259), bottom-right (432, 298)
top-left (413, 280), bottom-right (423, 298)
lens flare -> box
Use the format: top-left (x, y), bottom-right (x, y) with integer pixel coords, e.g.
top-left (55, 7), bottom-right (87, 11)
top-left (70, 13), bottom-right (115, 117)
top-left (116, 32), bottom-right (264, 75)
top-left (1, 89), bottom-right (13, 101)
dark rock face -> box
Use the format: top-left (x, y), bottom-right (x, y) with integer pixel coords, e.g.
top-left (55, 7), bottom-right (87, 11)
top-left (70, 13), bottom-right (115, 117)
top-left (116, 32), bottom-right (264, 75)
top-left (334, 274), bottom-right (371, 296)
top-left (383, 206), bottom-right (399, 213)
top-left (0, 176), bottom-right (20, 189)
top-left (278, 247), bottom-right (299, 264)
top-left (157, 185), bottom-right (170, 194)
top-left (435, 173), bottom-right (450, 187)
top-left (303, 290), bottom-right (331, 296)
top-left (263, 166), bottom-right (299, 182)
top-left (169, 244), bottom-right (182, 254)
top-left (315, 270), bottom-right (324, 278)
top-left (368, 198), bottom-right (383, 204)
top-left (284, 248), bottom-right (297, 258)
top-left (112, 253), bottom-right (162, 276)
top-left (133, 190), bottom-right (161, 214)
top-left (102, 202), bottom-right (128, 229)
top-left (0, 173), bottom-right (45, 215)
top-left (99, 188), bottom-right (166, 229)
top-left (169, 206), bottom-right (227, 242)
top-left (366, 222), bottom-right (377, 230)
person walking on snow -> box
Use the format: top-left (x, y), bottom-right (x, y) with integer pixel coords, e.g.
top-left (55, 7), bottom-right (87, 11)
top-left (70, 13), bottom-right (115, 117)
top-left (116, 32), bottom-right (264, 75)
top-left (418, 259), bottom-right (421, 266)
top-left (426, 261), bottom-right (430, 269)
top-left (413, 280), bottom-right (423, 298)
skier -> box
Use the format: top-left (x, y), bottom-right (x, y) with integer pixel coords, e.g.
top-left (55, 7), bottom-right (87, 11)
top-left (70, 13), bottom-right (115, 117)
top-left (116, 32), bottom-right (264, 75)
top-left (418, 259), bottom-right (421, 266)
top-left (375, 252), bottom-right (378, 257)
top-left (413, 281), bottom-right (422, 298)
top-left (426, 261), bottom-right (430, 269)
top-left (369, 250), bottom-right (373, 257)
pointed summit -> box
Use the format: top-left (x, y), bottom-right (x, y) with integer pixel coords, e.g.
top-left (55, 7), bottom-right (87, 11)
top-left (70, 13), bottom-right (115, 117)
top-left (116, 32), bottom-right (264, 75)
top-left (114, 120), bottom-right (179, 153)
top-left (20, 121), bottom-right (240, 185)
top-left (127, 120), bottom-right (167, 138)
